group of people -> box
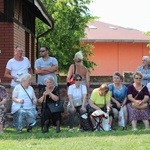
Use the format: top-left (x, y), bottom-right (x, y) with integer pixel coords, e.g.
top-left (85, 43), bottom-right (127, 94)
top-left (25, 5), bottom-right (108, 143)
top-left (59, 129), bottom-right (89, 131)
top-left (1, 45), bottom-right (59, 133)
top-left (0, 45), bottom-right (150, 134)
top-left (66, 55), bottom-right (150, 132)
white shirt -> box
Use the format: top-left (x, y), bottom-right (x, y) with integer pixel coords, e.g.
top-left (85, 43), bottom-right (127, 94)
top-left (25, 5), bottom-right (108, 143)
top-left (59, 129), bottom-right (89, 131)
top-left (11, 84), bottom-right (36, 114)
top-left (6, 57), bottom-right (31, 86)
top-left (67, 84), bottom-right (87, 105)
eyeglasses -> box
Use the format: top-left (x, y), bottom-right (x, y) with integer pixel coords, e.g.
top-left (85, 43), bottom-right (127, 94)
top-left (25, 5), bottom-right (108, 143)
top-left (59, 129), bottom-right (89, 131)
top-left (135, 77), bottom-right (142, 80)
top-left (40, 50), bottom-right (46, 53)
top-left (75, 79), bottom-right (81, 81)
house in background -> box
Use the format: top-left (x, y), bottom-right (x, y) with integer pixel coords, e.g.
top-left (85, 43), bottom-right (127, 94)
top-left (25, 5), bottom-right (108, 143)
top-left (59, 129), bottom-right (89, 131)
top-left (0, 0), bottom-right (54, 83)
top-left (83, 21), bottom-right (150, 76)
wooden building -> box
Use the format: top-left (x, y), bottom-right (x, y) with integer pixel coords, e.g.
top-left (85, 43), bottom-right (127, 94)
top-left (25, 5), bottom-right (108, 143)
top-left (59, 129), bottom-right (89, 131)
top-left (0, 0), bottom-right (54, 83)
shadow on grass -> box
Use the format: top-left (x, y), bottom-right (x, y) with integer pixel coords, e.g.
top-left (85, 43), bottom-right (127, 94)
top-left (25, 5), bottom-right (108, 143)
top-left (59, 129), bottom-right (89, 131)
top-left (1, 124), bottom-right (150, 140)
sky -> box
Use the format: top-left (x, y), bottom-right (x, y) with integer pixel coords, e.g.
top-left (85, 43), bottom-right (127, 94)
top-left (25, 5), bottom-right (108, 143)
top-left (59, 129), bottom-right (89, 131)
top-left (89, 0), bottom-right (150, 32)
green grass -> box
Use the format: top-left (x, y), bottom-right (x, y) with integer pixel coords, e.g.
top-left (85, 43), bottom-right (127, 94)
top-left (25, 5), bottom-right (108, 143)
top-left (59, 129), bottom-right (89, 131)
top-left (0, 125), bottom-right (150, 150)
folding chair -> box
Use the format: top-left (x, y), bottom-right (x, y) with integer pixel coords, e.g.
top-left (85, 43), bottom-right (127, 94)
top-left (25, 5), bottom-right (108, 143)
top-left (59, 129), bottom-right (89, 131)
top-left (91, 110), bottom-right (108, 131)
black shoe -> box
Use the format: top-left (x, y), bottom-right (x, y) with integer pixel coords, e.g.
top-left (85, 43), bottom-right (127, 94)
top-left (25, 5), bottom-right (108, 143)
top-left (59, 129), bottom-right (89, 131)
top-left (27, 125), bottom-right (32, 133)
top-left (42, 120), bottom-right (49, 133)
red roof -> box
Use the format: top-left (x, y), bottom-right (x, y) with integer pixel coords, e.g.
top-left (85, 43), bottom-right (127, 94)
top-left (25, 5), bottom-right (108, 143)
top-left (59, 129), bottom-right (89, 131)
top-left (83, 21), bottom-right (150, 42)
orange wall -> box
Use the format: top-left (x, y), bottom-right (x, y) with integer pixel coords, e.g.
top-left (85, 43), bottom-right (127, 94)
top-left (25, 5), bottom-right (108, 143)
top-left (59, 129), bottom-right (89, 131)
top-left (87, 42), bottom-right (150, 76)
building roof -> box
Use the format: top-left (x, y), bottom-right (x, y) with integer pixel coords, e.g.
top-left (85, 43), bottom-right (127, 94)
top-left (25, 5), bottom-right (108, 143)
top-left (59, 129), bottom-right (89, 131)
top-left (83, 21), bottom-right (150, 43)
top-left (27, 0), bottom-right (54, 29)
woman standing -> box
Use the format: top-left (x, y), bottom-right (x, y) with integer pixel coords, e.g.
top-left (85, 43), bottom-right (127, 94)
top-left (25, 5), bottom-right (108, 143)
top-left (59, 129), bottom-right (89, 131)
top-left (127, 71), bottom-right (150, 130)
top-left (67, 51), bottom-right (90, 91)
top-left (67, 74), bottom-right (87, 132)
top-left (38, 76), bottom-right (61, 133)
top-left (12, 73), bottom-right (37, 133)
top-left (108, 72), bottom-right (128, 129)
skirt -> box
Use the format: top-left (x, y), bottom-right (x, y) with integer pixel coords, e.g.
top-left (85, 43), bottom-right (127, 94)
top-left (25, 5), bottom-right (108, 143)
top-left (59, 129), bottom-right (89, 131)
top-left (127, 102), bottom-right (150, 123)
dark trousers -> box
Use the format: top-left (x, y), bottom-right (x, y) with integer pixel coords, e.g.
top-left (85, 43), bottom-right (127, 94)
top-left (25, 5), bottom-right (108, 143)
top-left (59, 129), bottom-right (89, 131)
top-left (68, 106), bottom-right (82, 129)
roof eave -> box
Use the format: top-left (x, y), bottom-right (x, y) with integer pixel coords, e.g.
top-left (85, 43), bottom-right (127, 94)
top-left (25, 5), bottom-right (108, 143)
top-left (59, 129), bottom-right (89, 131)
top-left (81, 39), bottom-right (149, 43)
top-left (29, 0), bottom-right (54, 29)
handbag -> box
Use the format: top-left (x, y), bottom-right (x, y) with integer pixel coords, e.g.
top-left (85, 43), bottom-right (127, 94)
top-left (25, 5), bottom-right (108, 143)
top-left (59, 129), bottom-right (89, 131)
top-left (73, 99), bottom-right (82, 107)
top-left (47, 100), bottom-right (64, 113)
top-left (131, 85), bottom-right (148, 109)
top-left (132, 102), bottom-right (148, 109)
top-left (118, 107), bottom-right (125, 127)
top-left (72, 85), bottom-right (83, 107)
top-left (67, 64), bottom-right (76, 86)
top-left (80, 113), bottom-right (92, 131)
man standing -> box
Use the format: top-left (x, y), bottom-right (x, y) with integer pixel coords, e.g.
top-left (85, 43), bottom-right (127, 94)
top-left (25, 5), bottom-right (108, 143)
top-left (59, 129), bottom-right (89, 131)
top-left (4, 46), bottom-right (32, 112)
top-left (34, 46), bottom-right (58, 97)
top-left (137, 56), bottom-right (150, 85)
top-left (4, 46), bottom-right (32, 90)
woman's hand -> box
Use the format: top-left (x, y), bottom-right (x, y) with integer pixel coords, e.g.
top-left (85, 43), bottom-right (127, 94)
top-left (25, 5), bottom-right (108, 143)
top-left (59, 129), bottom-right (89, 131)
top-left (135, 100), bottom-right (142, 105)
top-left (116, 102), bottom-right (121, 108)
top-left (43, 91), bottom-right (49, 96)
top-left (81, 106), bottom-right (87, 113)
top-left (107, 106), bottom-right (110, 113)
top-left (70, 107), bottom-right (76, 113)
top-left (19, 99), bottom-right (24, 104)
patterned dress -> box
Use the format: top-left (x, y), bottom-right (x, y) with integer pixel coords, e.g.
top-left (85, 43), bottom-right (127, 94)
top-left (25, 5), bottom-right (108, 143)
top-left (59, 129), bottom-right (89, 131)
top-left (127, 84), bottom-right (150, 123)
top-left (0, 85), bottom-right (8, 124)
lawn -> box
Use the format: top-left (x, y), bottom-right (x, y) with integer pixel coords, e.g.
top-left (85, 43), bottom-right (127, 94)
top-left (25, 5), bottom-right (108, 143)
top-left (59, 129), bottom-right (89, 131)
top-left (0, 125), bottom-right (150, 150)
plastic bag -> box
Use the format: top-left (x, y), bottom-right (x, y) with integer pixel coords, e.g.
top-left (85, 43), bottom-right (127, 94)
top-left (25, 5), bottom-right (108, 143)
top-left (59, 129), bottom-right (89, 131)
top-left (102, 116), bottom-right (111, 131)
top-left (118, 106), bottom-right (125, 127)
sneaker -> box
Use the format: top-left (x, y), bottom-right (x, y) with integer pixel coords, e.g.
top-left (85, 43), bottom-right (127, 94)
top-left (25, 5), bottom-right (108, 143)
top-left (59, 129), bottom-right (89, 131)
top-left (29, 121), bottom-right (36, 127)
top-left (18, 130), bottom-right (22, 133)
top-left (77, 129), bottom-right (85, 132)
top-left (132, 128), bottom-right (138, 131)
top-left (68, 129), bottom-right (74, 132)
top-left (0, 131), bottom-right (4, 134)
top-left (92, 126), bottom-right (97, 131)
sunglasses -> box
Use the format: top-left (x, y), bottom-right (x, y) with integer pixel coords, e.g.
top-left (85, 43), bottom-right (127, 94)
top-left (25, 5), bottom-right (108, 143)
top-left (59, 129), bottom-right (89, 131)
top-left (75, 79), bottom-right (81, 81)
top-left (40, 50), bottom-right (46, 53)
top-left (135, 77), bottom-right (141, 80)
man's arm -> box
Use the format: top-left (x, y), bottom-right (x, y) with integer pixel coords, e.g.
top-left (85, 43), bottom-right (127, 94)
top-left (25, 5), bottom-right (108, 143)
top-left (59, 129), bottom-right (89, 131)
top-left (4, 68), bottom-right (17, 81)
top-left (28, 68), bottom-right (33, 74)
top-left (35, 65), bottom-right (58, 75)
top-left (41, 65), bottom-right (58, 73)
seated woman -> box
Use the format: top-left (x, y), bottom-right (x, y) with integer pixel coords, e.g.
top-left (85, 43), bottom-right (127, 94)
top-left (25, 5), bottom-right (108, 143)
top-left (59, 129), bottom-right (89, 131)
top-left (0, 85), bottom-right (8, 133)
top-left (127, 71), bottom-right (150, 130)
top-left (108, 72), bottom-right (128, 129)
top-left (67, 74), bottom-right (87, 132)
top-left (88, 83), bottom-right (113, 130)
top-left (11, 73), bottom-right (37, 133)
top-left (38, 76), bottom-right (61, 133)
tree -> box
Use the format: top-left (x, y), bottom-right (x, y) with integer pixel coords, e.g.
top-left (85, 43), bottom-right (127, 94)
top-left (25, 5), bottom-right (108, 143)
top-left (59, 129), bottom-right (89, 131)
top-left (36, 0), bottom-right (97, 74)
top-left (146, 32), bottom-right (150, 48)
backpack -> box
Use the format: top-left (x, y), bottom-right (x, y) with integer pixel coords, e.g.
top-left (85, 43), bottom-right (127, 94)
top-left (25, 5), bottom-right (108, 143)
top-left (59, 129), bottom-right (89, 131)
top-left (80, 113), bottom-right (92, 131)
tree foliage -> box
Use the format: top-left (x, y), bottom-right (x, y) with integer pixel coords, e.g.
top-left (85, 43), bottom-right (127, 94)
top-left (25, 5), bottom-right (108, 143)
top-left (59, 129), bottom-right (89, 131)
top-left (36, 0), bottom-right (97, 74)
top-left (146, 32), bottom-right (150, 48)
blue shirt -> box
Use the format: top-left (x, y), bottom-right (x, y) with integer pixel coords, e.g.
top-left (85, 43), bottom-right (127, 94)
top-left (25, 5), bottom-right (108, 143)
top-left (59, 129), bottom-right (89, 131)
top-left (34, 57), bottom-right (58, 86)
top-left (137, 65), bottom-right (150, 85)
top-left (108, 83), bottom-right (127, 103)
